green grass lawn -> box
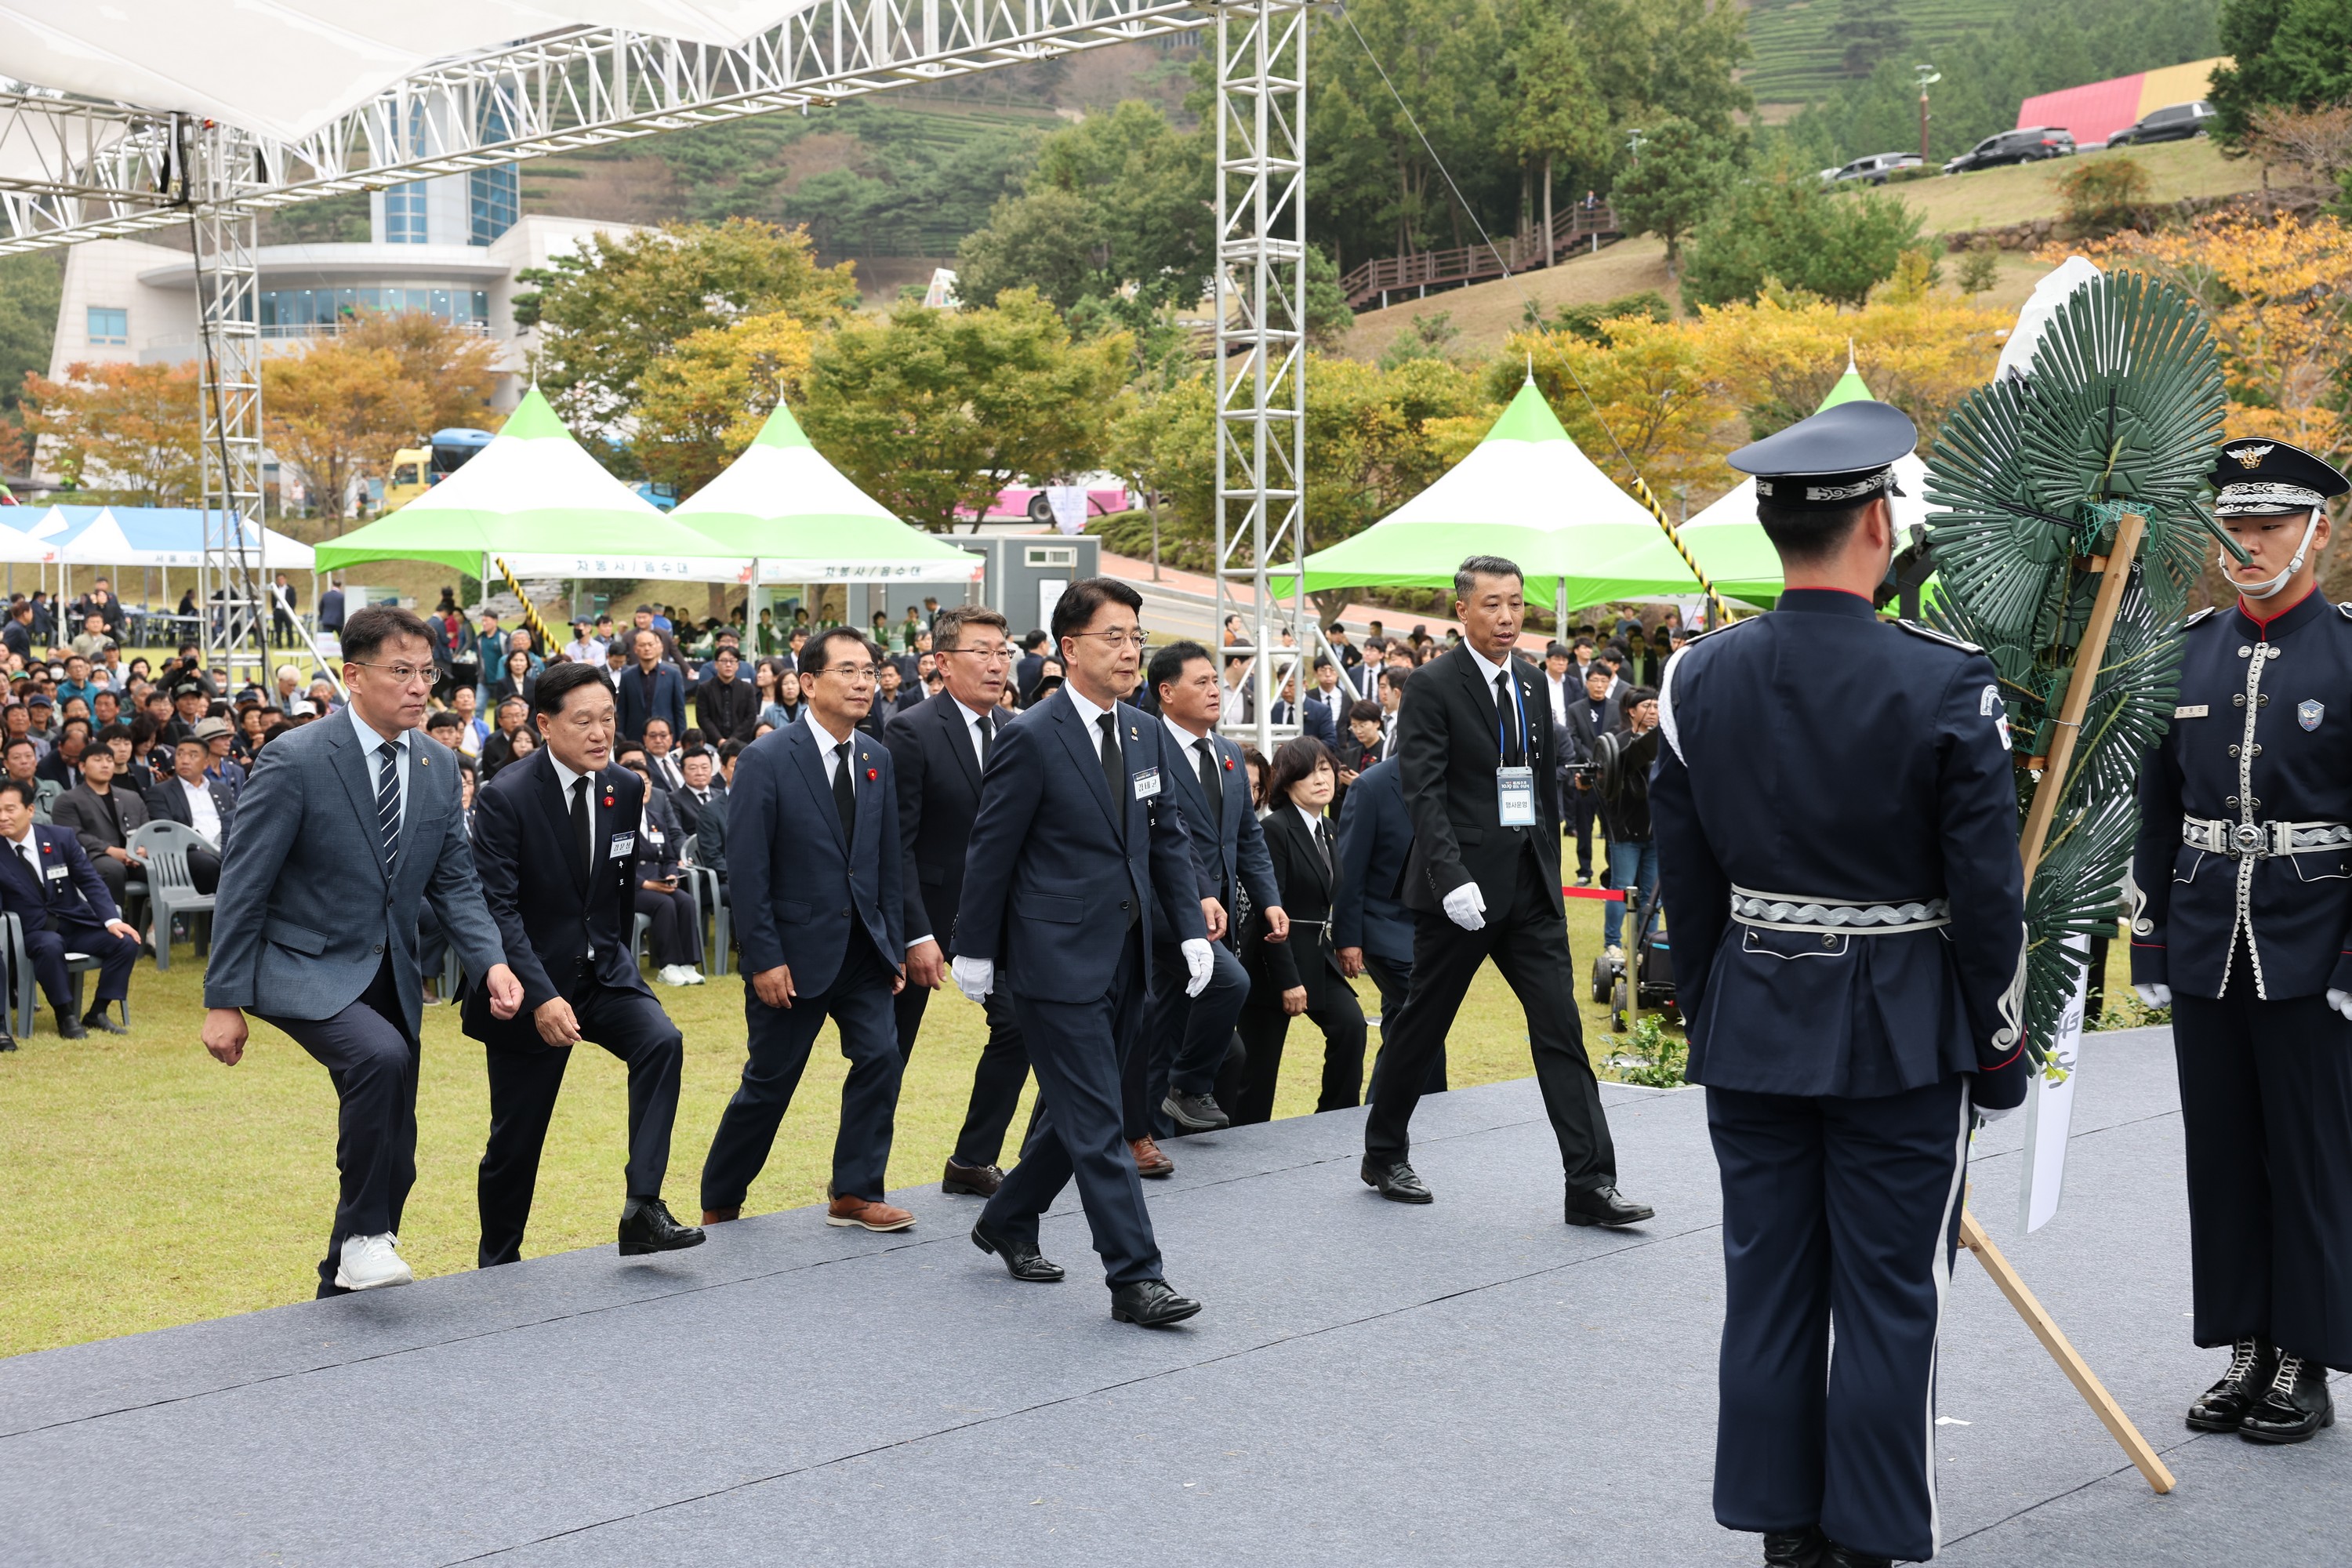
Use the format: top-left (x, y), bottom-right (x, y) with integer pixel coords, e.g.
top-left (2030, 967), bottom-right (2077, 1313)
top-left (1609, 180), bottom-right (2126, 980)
top-left (0, 880), bottom-right (1654, 1359)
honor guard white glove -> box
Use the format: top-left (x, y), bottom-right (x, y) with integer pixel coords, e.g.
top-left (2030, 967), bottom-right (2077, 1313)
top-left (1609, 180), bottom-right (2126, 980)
top-left (951, 955), bottom-right (995, 1004)
top-left (1976, 1102), bottom-right (2018, 1124)
top-left (1181, 938), bottom-right (1214, 999)
top-left (1442, 882), bottom-right (1487, 931)
top-left (2329, 989), bottom-right (2352, 1022)
top-left (2134, 983), bottom-right (2172, 1010)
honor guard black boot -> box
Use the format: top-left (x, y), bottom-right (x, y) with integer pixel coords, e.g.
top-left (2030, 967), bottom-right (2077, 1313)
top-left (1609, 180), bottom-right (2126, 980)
top-left (2187, 1338), bottom-right (2279, 1432)
top-left (2238, 1352), bottom-right (2336, 1444)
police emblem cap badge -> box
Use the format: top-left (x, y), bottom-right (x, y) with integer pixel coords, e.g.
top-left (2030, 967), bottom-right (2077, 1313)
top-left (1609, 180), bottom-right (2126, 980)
top-left (2299, 699), bottom-right (2324, 731)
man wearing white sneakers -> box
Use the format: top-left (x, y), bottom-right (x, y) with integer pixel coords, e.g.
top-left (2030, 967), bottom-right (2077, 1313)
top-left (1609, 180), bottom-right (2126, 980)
top-left (202, 606), bottom-right (521, 1297)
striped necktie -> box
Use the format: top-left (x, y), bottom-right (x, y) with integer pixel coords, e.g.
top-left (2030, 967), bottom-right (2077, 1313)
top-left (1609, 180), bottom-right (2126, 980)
top-left (375, 741), bottom-right (401, 875)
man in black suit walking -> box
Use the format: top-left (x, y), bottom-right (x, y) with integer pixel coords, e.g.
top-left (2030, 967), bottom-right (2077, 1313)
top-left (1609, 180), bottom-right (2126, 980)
top-left (953, 577), bottom-right (1213, 1327)
top-left (1360, 556), bottom-right (1651, 1229)
top-left (465, 660), bottom-right (706, 1266)
top-left (701, 626), bottom-right (911, 1233)
top-left (885, 605), bottom-right (1032, 1197)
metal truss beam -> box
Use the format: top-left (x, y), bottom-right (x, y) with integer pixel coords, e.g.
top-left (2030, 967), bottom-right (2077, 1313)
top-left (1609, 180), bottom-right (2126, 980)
top-left (1210, 0), bottom-right (1311, 754)
top-left (0, 0), bottom-right (1208, 254)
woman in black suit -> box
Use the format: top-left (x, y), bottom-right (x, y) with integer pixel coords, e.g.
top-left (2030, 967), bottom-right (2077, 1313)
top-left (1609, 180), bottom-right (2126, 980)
top-left (1235, 736), bottom-right (1367, 1125)
top-left (487, 649), bottom-right (538, 711)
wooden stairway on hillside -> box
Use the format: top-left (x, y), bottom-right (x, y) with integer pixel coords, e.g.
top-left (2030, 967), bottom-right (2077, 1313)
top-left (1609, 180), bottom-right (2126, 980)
top-left (1339, 203), bottom-right (1622, 311)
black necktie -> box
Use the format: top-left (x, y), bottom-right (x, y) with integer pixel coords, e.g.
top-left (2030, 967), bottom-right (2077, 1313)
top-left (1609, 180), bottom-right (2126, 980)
top-left (569, 775), bottom-right (590, 891)
top-left (1098, 713), bottom-right (1123, 827)
top-left (833, 742), bottom-right (856, 841)
top-left (375, 741), bottom-right (401, 874)
top-left (1496, 673), bottom-right (1522, 766)
top-left (1317, 818), bottom-right (1335, 879)
top-left (1196, 738), bottom-right (1220, 822)
top-left (975, 711), bottom-right (993, 769)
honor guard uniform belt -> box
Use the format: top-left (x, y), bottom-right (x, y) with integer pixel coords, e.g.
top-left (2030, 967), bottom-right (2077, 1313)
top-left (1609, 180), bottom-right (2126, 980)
top-left (1728, 886), bottom-right (1951, 934)
top-left (2182, 815), bottom-right (2352, 858)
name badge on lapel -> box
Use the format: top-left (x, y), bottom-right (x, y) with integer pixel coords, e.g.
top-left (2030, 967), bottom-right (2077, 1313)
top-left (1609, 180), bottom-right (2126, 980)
top-left (608, 832), bottom-right (635, 858)
top-left (1133, 768), bottom-right (1162, 800)
top-left (44, 862), bottom-right (68, 881)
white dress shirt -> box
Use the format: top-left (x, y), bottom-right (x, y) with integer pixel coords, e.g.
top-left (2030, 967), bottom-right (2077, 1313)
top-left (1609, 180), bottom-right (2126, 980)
top-left (1063, 682), bottom-right (1116, 759)
top-left (347, 703), bottom-right (411, 826)
top-left (550, 754), bottom-right (599, 874)
top-left (804, 710), bottom-right (860, 780)
top-left (955, 697), bottom-right (994, 771)
top-left (179, 775), bottom-right (223, 843)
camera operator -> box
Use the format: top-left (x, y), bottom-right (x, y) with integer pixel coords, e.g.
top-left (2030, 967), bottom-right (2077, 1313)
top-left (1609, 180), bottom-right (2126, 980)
top-left (1559, 662), bottom-right (1620, 887)
top-left (1595, 686), bottom-right (1661, 962)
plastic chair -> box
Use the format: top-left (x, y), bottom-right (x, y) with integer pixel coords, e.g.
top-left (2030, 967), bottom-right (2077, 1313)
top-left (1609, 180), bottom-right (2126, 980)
top-left (679, 835), bottom-right (730, 977)
top-left (629, 912), bottom-right (653, 968)
top-left (2, 912), bottom-right (121, 1036)
top-left (126, 820), bottom-right (218, 971)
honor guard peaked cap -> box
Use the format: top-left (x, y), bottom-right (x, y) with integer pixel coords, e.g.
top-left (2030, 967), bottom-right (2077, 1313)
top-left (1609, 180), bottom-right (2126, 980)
top-left (2209, 437), bottom-right (2349, 517)
top-left (1730, 399), bottom-right (1916, 511)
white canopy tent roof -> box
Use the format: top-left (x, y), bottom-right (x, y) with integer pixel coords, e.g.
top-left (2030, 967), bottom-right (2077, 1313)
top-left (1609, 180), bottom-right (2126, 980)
top-left (46, 508), bottom-right (317, 570)
top-left (0, 2), bottom-right (833, 143)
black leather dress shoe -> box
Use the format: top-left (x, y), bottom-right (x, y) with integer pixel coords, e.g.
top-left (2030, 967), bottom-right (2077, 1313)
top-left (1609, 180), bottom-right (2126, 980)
top-left (1822, 1544), bottom-right (1891, 1568)
top-left (2187, 1338), bottom-right (2278, 1432)
top-left (1762, 1526), bottom-right (1827, 1568)
top-left (942, 1158), bottom-right (1004, 1197)
top-left (1361, 1156), bottom-right (1433, 1203)
top-left (1163, 1090), bottom-right (1232, 1133)
top-left (1565, 1184), bottom-right (1654, 1227)
top-left (52, 1007), bottom-right (85, 1040)
top-left (971, 1219), bottom-right (1064, 1283)
top-left (81, 1007), bottom-right (127, 1036)
top-left (2238, 1352), bottom-right (2336, 1444)
top-left (1110, 1279), bottom-right (1202, 1327)
top-left (0, 1028), bottom-right (16, 1051)
top-left (618, 1196), bottom-right (706, 1256)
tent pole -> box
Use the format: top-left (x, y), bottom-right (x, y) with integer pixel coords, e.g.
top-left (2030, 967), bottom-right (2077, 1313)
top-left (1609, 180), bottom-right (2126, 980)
top-left (1555, 580), bottom-right (1567, 644)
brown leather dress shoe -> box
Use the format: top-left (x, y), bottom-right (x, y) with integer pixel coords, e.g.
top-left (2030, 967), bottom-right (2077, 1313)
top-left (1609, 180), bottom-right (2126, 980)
top-left (701, 1207), bottom-right (741, 1226)
top-left (942, 1158), bottom-right (1004, 1197)
top-left (826, 1195), bottom-right (916, 1232)
top-left (1130, 1137), bottom-right (1174, 1178)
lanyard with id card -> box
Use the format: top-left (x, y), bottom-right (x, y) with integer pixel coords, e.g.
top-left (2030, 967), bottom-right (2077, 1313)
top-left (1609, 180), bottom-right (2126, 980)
top-left (1494, 669), bottom-right (1537, 828)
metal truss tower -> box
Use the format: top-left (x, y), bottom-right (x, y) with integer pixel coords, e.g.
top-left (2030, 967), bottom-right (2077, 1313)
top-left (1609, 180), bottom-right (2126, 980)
top-left (180, 122), bottom-right (271, 681)
top-left (1210, 0), bottom-right (1311, 755)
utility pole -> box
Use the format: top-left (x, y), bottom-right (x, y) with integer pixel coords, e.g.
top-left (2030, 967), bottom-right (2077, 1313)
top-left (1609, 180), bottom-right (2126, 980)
top-left (1915, 65), bottom-right (1942, 165)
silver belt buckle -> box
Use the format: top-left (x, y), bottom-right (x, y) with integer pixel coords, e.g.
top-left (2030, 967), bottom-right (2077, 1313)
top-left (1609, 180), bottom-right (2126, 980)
top-left (2233, 822), bottom-right (2267, 855)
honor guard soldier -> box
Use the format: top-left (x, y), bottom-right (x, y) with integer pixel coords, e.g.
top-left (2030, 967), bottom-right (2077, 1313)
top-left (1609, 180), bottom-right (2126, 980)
top-left (2130, 437), bottom-right (2352, 1446)
top-left (1652, 401), bottom-right (2030, 1568)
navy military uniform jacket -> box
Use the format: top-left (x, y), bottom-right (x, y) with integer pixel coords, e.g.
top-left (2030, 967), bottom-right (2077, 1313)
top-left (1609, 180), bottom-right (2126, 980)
top-left (1650, 590), bottom-right (2030, 1104)
top-left (2130, 589), bottom-right (2352, 1000)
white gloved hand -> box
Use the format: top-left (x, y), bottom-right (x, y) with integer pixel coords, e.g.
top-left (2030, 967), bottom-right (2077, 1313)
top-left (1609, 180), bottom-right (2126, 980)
top-left (1442, 882), bottom-right (1487, 931)
top-left (2134, 982), bottom-right (2172, 1009)
top-left (2329, 989), bottom-right (2352, 1022)
top-left (1181, 938), bottom-right (1214, 999)
top-left (1976, 1102), bottom-right (2018, 1124)
top-left (951, 954), bottom-right (995, 1004)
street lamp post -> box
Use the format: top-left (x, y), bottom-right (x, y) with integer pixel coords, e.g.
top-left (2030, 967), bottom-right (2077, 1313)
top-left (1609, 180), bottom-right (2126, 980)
top-left (1915, 65), bottom-right (1943, 165)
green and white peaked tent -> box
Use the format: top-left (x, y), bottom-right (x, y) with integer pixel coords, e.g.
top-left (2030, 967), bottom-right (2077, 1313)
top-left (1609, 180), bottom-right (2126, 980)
top-left (1298, 378), bottom-right (1704, 617)
top-left (672, 402), bottom-right (981, 586)
top-left (1591, 349), bottom-right (1938, 610)
top-left (316, 388), bottom-right (747, 583)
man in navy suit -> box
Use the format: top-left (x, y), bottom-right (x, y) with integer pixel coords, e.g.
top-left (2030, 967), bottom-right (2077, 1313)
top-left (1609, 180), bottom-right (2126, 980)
top-left (1134, 640), bottom-right (1288, 1146)
top-left (615, 628), bottom-right (688, 745)
top-left (953, 577), bottom-right (1214, 1327)
top-left (465, 660), bottom-right (705, 1266)
top-left (701, 626), bottom-right (911, 1233)
top-left (1298, 655), bottom-right (1345, 748)
top-left (1334, 754), bottom-right (1439, 1092)
top-left (885, 605), bottom-right (1032, 1197)
top-left (0, 777), bottom-right (139, 1039)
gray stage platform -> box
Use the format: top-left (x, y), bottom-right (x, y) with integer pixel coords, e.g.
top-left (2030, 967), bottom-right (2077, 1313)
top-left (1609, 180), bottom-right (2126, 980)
top-left (4, 1025), bottom-right (2344, 1566)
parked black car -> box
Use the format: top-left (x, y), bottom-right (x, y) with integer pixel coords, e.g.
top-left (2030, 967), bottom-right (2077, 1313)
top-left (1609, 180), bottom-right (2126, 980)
top-left (2105, 100), bottom-right (2216, 147)
top-left (1944, 126), bottom-right (2076, 175)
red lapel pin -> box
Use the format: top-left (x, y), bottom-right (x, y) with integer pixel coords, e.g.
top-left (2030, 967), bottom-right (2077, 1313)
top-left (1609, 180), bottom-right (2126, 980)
top-left (1223, 757), bottom-right (1234, 771)
top-left (866, 768), bottom-right (878, 781)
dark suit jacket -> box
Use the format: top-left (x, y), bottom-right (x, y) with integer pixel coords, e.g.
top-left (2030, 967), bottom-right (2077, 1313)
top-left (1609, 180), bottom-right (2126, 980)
top-left (142, 774), bottom-right (238, 848)
top-left (1396, 644), bottom-right (1564, 917)
top-left (884, 691), bottom-right (991, 956)
top-left (956, 689), bottom-right (1208, 1004)
top-left (670, 782), bottom-right (725, 842)
top-left (1243, 807), bottom-right (1348, 1006)
top-left (51, 781), bottom-right (148, 860)
top-left (0, 823), bottom-right (122, 927)
top-left (1154, 721), bottom-right (1276, 926)
top-left (1300, 691), bottom-right (1341, 747)
top-left (640, 787), bottom-right (688, 880)
top-left (615, 661), bottom-right (688, 743)
top-left (1332, 756), bottom-right (1414, 967)
top-left (695, 672), bottom-right (760, 744)
top-left (463, 749), bottom-right (649, 1047)
top-left (728, 719), bottom-right (903, 996)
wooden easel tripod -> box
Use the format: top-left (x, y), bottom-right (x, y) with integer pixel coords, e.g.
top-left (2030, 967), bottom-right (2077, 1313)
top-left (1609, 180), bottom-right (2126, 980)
top-left (1958, 509), bottom-right (2176, 1495)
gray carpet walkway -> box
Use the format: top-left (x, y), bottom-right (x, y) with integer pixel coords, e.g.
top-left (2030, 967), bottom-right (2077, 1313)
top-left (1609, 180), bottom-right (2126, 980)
top-left (3, 1025), bottom-right (2343, 1566)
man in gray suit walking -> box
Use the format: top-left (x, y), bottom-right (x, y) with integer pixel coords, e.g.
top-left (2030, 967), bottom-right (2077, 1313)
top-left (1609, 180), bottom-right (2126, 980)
top-left (203, 606), bottom-right (522, 1297)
